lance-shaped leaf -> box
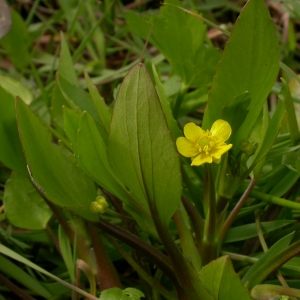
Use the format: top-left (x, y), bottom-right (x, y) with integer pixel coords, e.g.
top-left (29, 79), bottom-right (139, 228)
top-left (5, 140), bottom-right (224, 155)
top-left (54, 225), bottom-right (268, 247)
top-left (107, 63), bottom-right (181, 224)
top-left (242, 232), bottom-right (295, 288)
top-left (16, 98), bottom-right (98, 221)
top-left (203, 0), bottom-right (280, 144)
top-left (58, 32), bottom-right (78, 87)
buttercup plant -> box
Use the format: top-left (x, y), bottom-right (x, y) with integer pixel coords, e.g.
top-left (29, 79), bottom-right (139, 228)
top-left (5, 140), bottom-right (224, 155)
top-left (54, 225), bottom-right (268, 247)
top-left (1, 0), bottom-right (300, 299)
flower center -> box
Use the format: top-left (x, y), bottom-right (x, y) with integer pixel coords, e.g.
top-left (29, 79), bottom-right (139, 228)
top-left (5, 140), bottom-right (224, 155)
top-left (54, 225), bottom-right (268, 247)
top-left (197, 132), bottom-right (216, 154)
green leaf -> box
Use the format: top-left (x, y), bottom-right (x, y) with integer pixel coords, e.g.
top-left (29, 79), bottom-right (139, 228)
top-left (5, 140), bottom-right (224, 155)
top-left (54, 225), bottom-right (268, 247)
top-left (107, 63), bottom-right (182, 224)
top-left (283, 150), bottom-right (300, 175)
top-left (224, 220), bottom-right (295, 243)
top-left (51, 82), bottom-right (70, 132)
top-left (57, 75), bottom-right (106, 134)
top-left (0, 87), bottom-right (27, 175)
top-left (179, 88), bottom-right (208, 117)
top-left (63, 106), bottom-right (81, 153)
top-left (0, 244), bottom-right (97, 300)
top-left (247, 103), bottom-right (269, 175)
top-left (280, 61), bottom-right (300, 85)
top-left (84, 70), bottom-right (111, 135)
top-left (59, 0), bottom-right (80, 25)
top-left (4, 171), bottom-right (52, 230)
top-left (126, 0), bottom-right (220, 87)
top-left (58, 32), bottom-right (78, 86)
top-left (220, 91), bottom-right (251, 144)
top-left (16, 98), bottom-right (98, 221)
top-left (242, 232), bottom-right (295, 287)
top-left (122, 288), bottom-right (145, 300)
top-left (77, 112), bottom-right (138, 204)
top-left (77, 111), bottom-right (156, 236)
top-left (251, 99), bottom-right (286, 166)
top-left (59, 225), bottom-right (75, 283)
top-left (0, 9), bottom-right (30, 69)
top-left (0, 74), bottom-right (33, 105)
top-left (99, 287), bottom-right (144, 300)
top-left (0, 255), bottom-right (52, 298)
top-left (203, 0), bottom-right (280, 142)
top-left (268, 169), bottom-right (299, 197)
top-left (279, 78), bottom-right (300, 146)
top-left (151, 64), bottom-right (182, 140)
top-left (199, 256), bottom-right (251, 300)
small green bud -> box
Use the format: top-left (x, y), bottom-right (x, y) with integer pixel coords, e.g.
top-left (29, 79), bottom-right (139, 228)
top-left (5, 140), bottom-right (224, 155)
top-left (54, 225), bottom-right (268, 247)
top-left (90, 196), bottom-right (109, 214)
top-left (240, 140), bottom-right (257, 157)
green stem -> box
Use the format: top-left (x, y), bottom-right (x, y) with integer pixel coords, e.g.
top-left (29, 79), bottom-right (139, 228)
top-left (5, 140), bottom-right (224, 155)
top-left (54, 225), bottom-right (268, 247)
top-left (107, 236), bottom-right (177, 300)
top-left (181, 195), bottom-right (204, 257)
top-left (142, 190), bottom-right (209, 299)
top-left (202, 164), bottom-right (217, 266)
top-left (221, 251), bottom-right (258, 264)
top-left (219, 177), bottom-right (257, 246)
top-left (216, 152), bottom-right (231, 212)
top-left (152, 269), bottom-right (164, 300)
top-left (173, 202), bottom-right (202, 272)
top-left (45, 199), bottom-right (94, 269)
top-left (88, 223), bottom-right (122, 290)
top-left (105, 208), bottom-right (134, 222)
top-left (42, 120), bottom-right (72, 151)
top-left (45, 224), bottom-right (61, 255)
top-left (255, 209), bottom-right (269, 253)
top-left (251, 190), bottom-right (300, 209)
top-left (149, 218), bottom-right (205, 299)
top-left (94, 219), bottom-right (176, 285)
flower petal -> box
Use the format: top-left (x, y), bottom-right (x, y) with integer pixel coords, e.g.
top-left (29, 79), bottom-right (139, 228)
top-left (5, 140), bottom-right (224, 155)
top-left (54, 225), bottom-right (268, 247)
top-left (183, 122), bottom-right (204, 142)
top-left (213, 157), bottom-right (221, 164)
top-left (176, 137), bottom-right (199, 157)
top-left (210, 119), bottom-right (232, 142)
top-left (210, 144), bottom-right (232, 159)
top-left (191, 153), bottom-right (213, 166)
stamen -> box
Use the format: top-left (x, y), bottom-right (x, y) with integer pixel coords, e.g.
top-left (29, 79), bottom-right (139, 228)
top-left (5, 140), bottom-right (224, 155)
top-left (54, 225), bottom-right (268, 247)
top-left (196, 132), bottom-right (216, 154)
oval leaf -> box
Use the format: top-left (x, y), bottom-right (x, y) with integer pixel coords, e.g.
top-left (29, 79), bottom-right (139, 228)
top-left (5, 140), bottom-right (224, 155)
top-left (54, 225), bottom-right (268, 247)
top-left (4, 171), bottom-right (52, 230)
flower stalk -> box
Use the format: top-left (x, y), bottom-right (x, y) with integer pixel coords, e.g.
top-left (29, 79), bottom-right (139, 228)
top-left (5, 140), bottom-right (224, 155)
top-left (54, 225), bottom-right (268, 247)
top-left (202, 163), bottom-right (218, 266)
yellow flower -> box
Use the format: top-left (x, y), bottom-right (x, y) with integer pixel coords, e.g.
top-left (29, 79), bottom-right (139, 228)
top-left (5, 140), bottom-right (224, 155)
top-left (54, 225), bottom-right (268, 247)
top-left (176, 120), bottom-right (232, 166)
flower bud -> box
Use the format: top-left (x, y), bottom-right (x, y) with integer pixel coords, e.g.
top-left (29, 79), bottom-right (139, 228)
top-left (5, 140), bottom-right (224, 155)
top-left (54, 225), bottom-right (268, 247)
top-left (90, 196), bottom-right (109, 214)
top-left (239, 140), bottom-right (257, 157)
